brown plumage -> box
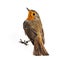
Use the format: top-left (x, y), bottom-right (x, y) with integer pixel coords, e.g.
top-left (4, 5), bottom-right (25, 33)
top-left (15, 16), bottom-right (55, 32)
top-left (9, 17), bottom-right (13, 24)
top-left (23, 8), bottom-right (49, 56)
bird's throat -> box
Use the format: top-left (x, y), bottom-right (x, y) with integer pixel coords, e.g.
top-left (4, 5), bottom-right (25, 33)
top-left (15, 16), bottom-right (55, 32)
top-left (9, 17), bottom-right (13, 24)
top-left (26, 12), bottom-right (34, 21)
top-left (27, 16), bottom-right (34, 21)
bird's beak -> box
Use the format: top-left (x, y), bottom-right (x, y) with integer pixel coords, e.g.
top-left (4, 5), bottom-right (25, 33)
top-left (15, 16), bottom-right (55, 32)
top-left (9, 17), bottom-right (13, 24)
top-left (26, 8), bottom-right (30, 11)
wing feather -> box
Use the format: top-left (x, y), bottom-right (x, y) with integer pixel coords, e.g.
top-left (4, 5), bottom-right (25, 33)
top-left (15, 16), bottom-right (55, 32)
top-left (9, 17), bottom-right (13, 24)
top-left (23, 21), bottom-right (37, 45)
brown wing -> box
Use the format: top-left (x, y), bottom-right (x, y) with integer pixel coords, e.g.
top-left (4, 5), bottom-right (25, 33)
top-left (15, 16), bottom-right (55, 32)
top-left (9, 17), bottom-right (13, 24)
top-left (23, 21), bottom-right (37, 45)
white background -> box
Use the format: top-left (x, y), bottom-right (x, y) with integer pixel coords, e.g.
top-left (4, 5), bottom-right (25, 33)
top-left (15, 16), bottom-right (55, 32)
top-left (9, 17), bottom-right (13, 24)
top-left (0, 0), bottom-right (60, 60)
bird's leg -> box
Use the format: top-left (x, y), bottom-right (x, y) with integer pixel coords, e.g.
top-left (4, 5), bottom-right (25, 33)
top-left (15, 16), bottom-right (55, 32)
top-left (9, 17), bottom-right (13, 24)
top-left (19, 39), bottom-right (30, 45)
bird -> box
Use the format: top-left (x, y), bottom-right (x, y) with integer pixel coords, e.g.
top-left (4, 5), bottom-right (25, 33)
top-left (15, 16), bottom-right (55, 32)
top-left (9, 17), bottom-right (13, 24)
top-left (23, 8), bottom-right (49, 56)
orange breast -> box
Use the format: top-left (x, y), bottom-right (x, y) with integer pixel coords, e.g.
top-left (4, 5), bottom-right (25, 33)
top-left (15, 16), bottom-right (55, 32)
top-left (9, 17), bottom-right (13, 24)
top-left (26, 11), bottom-right (34, 21)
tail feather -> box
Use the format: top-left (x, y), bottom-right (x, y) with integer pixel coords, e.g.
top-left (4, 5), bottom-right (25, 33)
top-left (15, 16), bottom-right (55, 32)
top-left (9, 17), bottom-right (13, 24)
top-left (39, 41), bottom-right (49, 56)
top-left (33, 36), bottom-right (49, 56)
top-left (38, 36), bottom-right (49, 56)
top-left (33, 38), bottom-right (42, 56)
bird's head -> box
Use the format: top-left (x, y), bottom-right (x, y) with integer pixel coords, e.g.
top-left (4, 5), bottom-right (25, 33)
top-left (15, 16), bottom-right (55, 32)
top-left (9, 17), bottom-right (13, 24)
top-left (26, 8), bottom-right (40, 21)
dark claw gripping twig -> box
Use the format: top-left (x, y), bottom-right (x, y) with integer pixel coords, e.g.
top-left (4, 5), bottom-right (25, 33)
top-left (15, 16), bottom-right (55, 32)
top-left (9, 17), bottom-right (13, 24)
top-left (19, 39), bottom-right (30, 46)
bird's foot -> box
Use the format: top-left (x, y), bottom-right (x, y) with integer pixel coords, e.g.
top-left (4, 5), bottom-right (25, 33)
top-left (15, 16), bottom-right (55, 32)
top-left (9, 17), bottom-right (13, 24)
top-left (19, 39), bottom-right (30, 46)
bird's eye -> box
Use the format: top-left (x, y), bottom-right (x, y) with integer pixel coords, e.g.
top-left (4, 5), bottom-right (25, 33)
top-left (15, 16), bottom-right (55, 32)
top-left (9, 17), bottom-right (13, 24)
top-left (33, 13), bottom-right (35, 15)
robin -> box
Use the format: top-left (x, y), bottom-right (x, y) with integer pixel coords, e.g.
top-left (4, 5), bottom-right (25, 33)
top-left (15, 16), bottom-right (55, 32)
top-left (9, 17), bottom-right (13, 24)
top-left (21, 8), bottom-right (49, 56)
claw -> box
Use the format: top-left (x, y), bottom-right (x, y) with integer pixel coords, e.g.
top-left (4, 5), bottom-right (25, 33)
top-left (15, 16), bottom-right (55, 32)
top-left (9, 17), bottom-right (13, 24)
top-left (19, 39), bottom-right (28, 46)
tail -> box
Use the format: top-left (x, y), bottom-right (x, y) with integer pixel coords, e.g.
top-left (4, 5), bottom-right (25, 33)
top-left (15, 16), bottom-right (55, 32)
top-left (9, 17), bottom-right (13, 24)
top-left (33, 36), bottom-right (49, 56)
